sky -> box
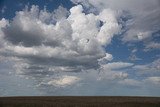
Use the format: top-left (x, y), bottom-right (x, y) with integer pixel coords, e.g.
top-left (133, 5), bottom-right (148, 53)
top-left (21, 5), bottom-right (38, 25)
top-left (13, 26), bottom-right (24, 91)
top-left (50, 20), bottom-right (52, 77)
top-left (0, 0), bottom-right (160, 96)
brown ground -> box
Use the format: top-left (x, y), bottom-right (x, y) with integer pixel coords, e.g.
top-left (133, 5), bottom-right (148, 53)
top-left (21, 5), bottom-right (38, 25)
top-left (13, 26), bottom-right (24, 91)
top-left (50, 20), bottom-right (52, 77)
top-left (0, 96), bottom-right (160, 107)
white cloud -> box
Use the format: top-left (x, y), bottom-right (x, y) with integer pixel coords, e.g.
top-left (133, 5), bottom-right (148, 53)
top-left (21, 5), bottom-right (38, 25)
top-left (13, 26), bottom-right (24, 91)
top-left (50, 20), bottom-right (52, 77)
top-left (98, 53), bottom-right (113, 64)
top-left (71, 0), bottom-right (160, 45)
top-left (53, 6), bottom-right (69, 21)
top-left (131, 48), bottom-right (137, 53)
top-left (0, 18), bottom-right (8, 28)
top-left (97, 62), bottom-right (133, 81)
top-left (0, 18), bottom-right (9, 47)
top-left (96, 9), bottom-right (121, 45)
top-left (98, 71), bottom-right (128, 81)
top-left (133, 58), bottom-right (160, 76)
top-left (2, 3), bottom-right (158, 93)
top-left (101, 62), bottom-right (133, 70)
top-left (47, 75), bottom-right (80, 87)
top-left (68, 5), bottom-right (121, 46)
top-left (144, 42), bottom-right (160, 51)
top-left (0, 4), bottom-right (123, 87)
top-left (0, 4), bottom-right (122, 71)
top-left (0, 1), bottom-right (160, 96)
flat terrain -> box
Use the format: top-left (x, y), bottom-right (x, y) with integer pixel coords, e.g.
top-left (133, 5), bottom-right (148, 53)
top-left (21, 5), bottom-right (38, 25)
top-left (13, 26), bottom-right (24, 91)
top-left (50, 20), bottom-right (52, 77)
top-left (0, 96), bottom-right (160, 107)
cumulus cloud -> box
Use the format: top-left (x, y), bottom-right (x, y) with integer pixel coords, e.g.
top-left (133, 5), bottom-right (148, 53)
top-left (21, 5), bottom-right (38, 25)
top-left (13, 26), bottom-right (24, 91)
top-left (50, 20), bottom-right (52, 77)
top-left (1, 2), bottom-right (158, 91)
top-left (0, 1), bottom-right (160, 95)
top-left (71, 0), bottom-right (160, 48)
top-left (0, 4), bottom-right (122, 87)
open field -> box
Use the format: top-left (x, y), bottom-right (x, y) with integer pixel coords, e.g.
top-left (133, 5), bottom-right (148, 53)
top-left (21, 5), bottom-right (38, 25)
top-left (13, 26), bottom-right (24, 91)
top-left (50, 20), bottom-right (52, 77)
top-left (0, 96), bottom-right (160, 107)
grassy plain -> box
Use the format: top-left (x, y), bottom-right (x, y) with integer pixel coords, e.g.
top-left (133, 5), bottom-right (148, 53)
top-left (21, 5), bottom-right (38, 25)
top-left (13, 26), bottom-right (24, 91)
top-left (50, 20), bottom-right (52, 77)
top-left (0, 96), bottom-right (160, 107)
